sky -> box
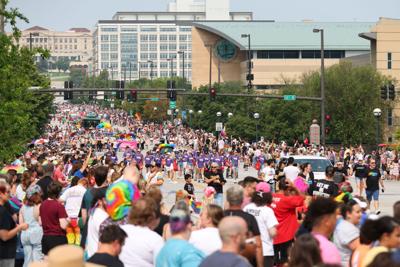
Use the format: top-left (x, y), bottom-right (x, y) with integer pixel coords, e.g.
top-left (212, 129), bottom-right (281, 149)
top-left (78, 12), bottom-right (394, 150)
top-left (7, 0), bottom-right (400, 31)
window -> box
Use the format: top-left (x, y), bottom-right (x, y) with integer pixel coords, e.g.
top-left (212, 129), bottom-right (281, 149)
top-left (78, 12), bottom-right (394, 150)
top-left (141, 53), bottom-right (148, 60)
top-left (69, 38), bottom-right (72, 43)
top-left (110, 44), bottom-right (118, 51)
top-left (179, 27), bottom-right (191, 32)
top-left (140, 35), bottom-right (148, 41)
top-left (388, 108), bottom-right (393, 126)
top-left (110, 53), bottom-right (118, 60)
top-left (169, 53), bottom-right (177, 59)
top-left (149, 44), bottom-right (157, 51)
top-left (44, 38), bottom-right (47, 43)
top-left (179, 35), bottom-right (187, 41)
top-left (160, 27), bottom-right (176, 32)
top-left (160, 71), bottom-right (168, 77)
top-left (169, 44), bottom-right (176, 50)
top-left (55, 45), bottom-right (58, 50)
top-left (101, 27), bottom-right (117, 32)
top-left (160, 53), bottom-right (168, 59)
top-left (149, 53), bottom-right (157, 60)
top-left (64, 38), bottom-right (68, 43)
top-left (168, 35), bottom-right (176, 41)
top-left (388, 53), bottom-right (392, 69)
top-left (101, 62), bottom-right (109, 69)
top-left (101, 44), bottom-right (109, 51)
top-left (160, 35), bottom-right (168, 41)
top-left (160, 44), bottom-right (168, 51)
top-left (74, 45), bottom-right (77, 49)
top-left (149, 35), bottom-right (157, 41)
top-left (268, 50), bottom-right (284, 59)
top-left (140, 26), bottom-right (157, 32)
top-left (59, 38), bottom-right (63, 43)
top-left (110, 35), bottom-right (118, 42)
top-left (101, 35), bottom-right (109, 42)
top-left (74, 38), bottom-right (77, 43)
top-left (160, 62), bottom-right (168, 69)
top-left (141, 44), bottom-right (148, 51)
top-left (101, 53), bottom-right (109, 60)
top-left (179, 44), bottom-right (187, 50)
top-left (54, 38), bottom-right (58, 43)
top-left (121, 27), bottom-right (137, 32)
top-left (69, 45), bottom-right (72, 49)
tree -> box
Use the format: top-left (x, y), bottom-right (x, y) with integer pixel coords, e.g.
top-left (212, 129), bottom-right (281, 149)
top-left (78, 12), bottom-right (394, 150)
top-left (55, 57), bottom-right (69, 72)
top-left (0, 0), bottom-right (53, 163)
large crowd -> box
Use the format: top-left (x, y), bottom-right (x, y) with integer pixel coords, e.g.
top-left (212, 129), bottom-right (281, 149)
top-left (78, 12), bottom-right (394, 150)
top-left (0, 103), bottom-right (399, 267)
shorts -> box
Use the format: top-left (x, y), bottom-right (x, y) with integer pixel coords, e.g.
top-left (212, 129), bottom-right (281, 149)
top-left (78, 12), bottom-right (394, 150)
top-left (366, 190), bottom-right (379, 201)
top-left (42, 235), bottom-right (68, 255)
top-left (273, 239), bottom-right (293, 264)
top-left (355, 177), bottom-right (364, 182)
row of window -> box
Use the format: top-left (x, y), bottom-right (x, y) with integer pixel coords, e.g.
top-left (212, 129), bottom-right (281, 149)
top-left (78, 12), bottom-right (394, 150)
top-left (100, 26), bottom-right (191, 32)
top-left (256, 50), bottom-right (346, 59)
top-left (139, 34), bottom-right (191, 42)
top-left (26, 37), bottom-right (87, 43)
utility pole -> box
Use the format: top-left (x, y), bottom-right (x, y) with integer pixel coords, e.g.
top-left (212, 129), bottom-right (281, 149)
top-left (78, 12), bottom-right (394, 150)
top-left (0, 0), bottom-right (4, 34)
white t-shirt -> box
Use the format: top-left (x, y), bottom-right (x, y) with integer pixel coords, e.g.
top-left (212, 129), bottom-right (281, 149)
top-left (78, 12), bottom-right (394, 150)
top-left (218, 140), bottom-right (225, 150)
top-left (86, 208), bottom-right (109, 258)
top-left (283, 165), bottom-right (299, 182)
top-left (189, 227), bottom-right (222, 256)
top-left (59, 184), bottom-right (87, 218)
top-left (120, 224), bottom-right (164, 267)
top-left (262, 166), bottom-right (275, 182)
top-left (15, 184), bottom-right (26, 201)
top-left (243, 203), bottom-right (278, 256)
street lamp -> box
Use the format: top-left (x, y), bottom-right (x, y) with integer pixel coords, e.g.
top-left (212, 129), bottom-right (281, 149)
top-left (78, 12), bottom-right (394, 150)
top-left (254, 112), bottom-right (260, 143)
top-left (188, 109), bottom-right (193, 127)
top-left (29, 32), bottom-right (39, 51)
top-left (167, 57), bottom-right (175, 78)
top-left (178, 51), bottom-right (185, 88)
top-left (241, 34), bottom-right (252, 91)
top-left (228, 112), bottom-right (233, 118)
top-left (313, 28), bottom-right (326, 146)
top-left (373, 108), bottom-right (382, 146)
top-left (216, 112), bottom-right (222, 140)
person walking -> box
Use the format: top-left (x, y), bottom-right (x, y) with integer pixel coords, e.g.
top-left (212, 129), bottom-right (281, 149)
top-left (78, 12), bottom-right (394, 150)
top-left (365, 159), bottom-right (384, 214)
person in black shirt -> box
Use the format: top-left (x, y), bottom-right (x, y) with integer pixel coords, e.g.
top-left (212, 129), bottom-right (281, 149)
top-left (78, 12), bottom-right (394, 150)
top-left (308, 166), bottom-right (339, 198)
top-left (0, 180), bottom-right (28, 267)
top-left (205, 163), bottom-right (226, 207)
top-left (224, 185), bottom-right (262, 267)
top-left (333, 162), bottom-right (347, 185)
top-left (184, 174), bottom-right (195, 197)
top-left (365, 159), bottom-right (384, 214)
top-left (87, 225), bottom-right (127, 267)
top-left (353, 159), bottom-right (367, 196)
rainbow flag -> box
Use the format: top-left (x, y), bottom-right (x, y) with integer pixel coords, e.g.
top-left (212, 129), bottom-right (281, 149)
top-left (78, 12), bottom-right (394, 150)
top-left (189, 199), bottom-right (202, 214)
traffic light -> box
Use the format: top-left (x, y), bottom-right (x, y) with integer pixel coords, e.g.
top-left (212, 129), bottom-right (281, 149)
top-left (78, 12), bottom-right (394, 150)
top-left (209, 87), bottom-right (216, 101)
top-left (167, 89), bottom-right (177, 101)
top-left (381, 85), bottom-right (388, 100)
top-left (128, 89), bottom-right (137, 102)
top-left (325, 114), bottom-right (331, 135)
top-left (389, 84), bottom-right (395, 100)
top-left (63, 81), bottom-right (73, 100)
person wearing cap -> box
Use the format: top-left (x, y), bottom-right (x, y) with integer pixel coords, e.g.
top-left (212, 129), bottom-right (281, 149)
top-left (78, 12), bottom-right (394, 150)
top-left (204, 163), bottom-right (226, 207)
top-left (243, 182), bottom-right (278, 267)
top-left (156, 203), bottom-right (205, 267)
top-left (19, 185), bottom-right (44, 267)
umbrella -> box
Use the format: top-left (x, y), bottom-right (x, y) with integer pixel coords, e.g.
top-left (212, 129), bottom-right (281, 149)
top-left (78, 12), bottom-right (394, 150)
top-left (158, 144), bottom-right (176, 154)
top-left (1, 165), bottom-right (26, 174)
top-left (34, 138), bottom-right (49, 145)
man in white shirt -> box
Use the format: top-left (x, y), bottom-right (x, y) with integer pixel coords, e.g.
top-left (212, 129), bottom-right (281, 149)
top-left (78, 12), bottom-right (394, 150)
top-left (189, 204), bottom-right (224, 255)
top-left (283, 157), bottom-right (299, 182)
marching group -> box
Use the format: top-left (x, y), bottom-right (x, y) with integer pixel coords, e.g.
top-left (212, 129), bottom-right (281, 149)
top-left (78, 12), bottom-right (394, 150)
top-left (0, 103), bottom-right (399, 267)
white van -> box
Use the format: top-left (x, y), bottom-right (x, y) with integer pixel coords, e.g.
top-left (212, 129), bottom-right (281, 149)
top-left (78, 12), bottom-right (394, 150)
top-left (285, 155), bottom-right (332, 180)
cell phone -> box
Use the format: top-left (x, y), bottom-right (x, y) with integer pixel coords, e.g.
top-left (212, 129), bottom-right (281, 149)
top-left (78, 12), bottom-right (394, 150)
top-left (381, 188), bottom-right (385, 193)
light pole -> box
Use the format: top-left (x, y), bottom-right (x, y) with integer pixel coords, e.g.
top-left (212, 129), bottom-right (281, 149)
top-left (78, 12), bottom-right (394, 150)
top-left (216, 112), bottom-right (222, 140)
top-left (167, 57), bottom-right (175, 78)
top-left (147, 60), bottom-right (154, 80)
top-left (205, 44), bottom-right (213, 92)
top-left (254, 112), bottom-right (260, 143)
top-left (29, 32), bottom-right (39, 51)
top-left (241, 34), bottom-right (252, 91)
top-left (373, 108), bottom-right (382, 146)
top-left (178, 51), bottom-right (185, 88)
top-left (313, 28), bottom-right (326, 146)
top-left (197, 110), bottom-right (202, 129)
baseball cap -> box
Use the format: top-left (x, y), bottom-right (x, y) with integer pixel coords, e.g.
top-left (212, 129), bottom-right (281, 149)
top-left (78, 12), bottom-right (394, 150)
top-left (256, 182), bottom-right (271, 193)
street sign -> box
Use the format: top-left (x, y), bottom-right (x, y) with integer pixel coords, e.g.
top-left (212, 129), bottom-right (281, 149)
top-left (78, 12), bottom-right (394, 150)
top-left (216, 122), bottom-right (223, 132)
top-left (150, 98), bottom-right (159, 101)
top-left (283, 95), bottom-right (296, 101)
top-left (169, 101), bottom-right (176, 109)
top-left (167, 109), bottom-right (172, 115)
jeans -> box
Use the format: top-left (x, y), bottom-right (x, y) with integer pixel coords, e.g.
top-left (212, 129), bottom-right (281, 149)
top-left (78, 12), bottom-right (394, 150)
top-left (214, 193), bottom-right (224, 207)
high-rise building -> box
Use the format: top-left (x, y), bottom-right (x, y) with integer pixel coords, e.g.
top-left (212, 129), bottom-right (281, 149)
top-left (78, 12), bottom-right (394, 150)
top-left (19, 26), bottom-right (92, 68)
top-left (93, 0), bottom-right (252, 81)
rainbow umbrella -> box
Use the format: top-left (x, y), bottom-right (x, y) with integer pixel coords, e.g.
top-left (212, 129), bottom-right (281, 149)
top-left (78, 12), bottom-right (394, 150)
top-left (158, 144), bottom-right (176, 154)
top-left (0, 165), bottom-right (26, 174)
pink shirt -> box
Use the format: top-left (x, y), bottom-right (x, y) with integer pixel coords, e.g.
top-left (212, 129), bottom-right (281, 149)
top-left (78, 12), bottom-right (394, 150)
top-left (313, 233), bottom-right (341, 265)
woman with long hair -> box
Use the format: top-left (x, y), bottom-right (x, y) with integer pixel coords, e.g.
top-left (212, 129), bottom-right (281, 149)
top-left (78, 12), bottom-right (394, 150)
top-left (287, 234), bottom-right (322, 267)
top-left (19, 185), bottom-right (44, 267)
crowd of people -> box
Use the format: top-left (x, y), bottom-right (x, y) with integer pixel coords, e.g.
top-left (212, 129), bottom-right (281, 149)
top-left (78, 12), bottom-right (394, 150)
top-left (0, 103), bottom-right (399, 267)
